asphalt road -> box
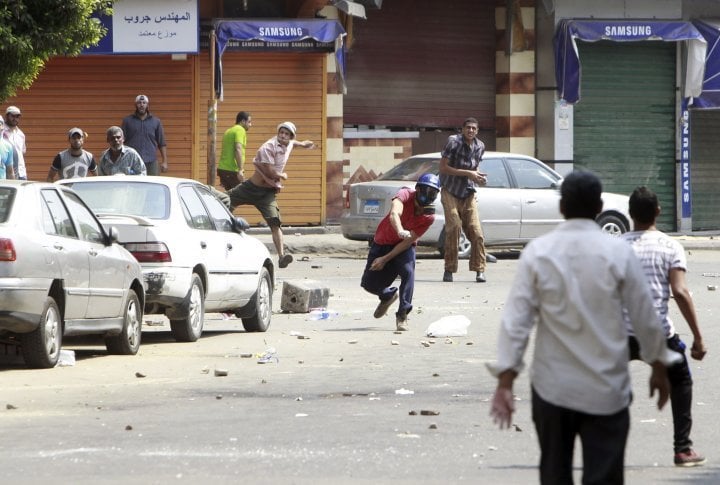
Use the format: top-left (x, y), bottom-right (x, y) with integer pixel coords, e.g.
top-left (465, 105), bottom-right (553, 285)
top-left (1, 246), bottom-right (720, 484)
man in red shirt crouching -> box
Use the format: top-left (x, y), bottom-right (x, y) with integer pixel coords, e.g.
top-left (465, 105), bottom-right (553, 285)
top-left (361, 173), bottom-right (439, 331)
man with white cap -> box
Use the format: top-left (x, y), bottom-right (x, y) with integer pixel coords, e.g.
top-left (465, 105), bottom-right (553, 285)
top-left (121, 94), bottom-right (168, 175)
top-left (227, 121), bottom-right (315, 268)
top-left (0, 116), bottom-right (15, 180)
top-left (47, 128), bottom-right (97, 182)
top-left (3, 106), bottom-right (26, 180)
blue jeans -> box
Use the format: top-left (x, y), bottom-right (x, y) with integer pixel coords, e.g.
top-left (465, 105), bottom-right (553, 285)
top-left (360, 242), bottom-right (416, 317)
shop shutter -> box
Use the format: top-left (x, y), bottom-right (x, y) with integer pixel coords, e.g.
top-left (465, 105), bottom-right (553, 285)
top-left (573, 41), bottom-right (676, 231)
top-left (198, 52), bottom-right (325, 225)
top-left (689, 109), bottom-right (720, 230)
top-left (3, 55), bottom-right (194, 181)
top-left (344, 0), bottom-right (496, 130)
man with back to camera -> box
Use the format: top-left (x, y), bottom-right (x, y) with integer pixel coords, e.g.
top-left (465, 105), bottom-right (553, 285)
top-left (361, 173), bottom-right (439, 331)
top-left (488, 170), bottom-right (680, 484)
top-left (121, 94), bottom-right (168, 175)
top-left (217, 111), bottom-right (252, 190)
top-left (226, 121), bottom-right (314, 269)
top-left (623, 185), bottom-right (708, 467)
top-left (439, 117), bottom-right (490, 283)
top-left (47, 128), bottom-right (97, 181)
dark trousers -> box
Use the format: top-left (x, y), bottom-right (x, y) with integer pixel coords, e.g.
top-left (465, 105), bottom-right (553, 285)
top-left (532, 387), bottom-right (629, 485)
top-left (360, 242), bottom-right (415, 317)
top-left (629, 334), bottom-right (693, 453)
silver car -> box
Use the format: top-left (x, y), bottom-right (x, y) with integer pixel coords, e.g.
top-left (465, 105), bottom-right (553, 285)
top-left (341, 152), bottom-right (631, 257)
top-left (60, 176), bottom-right (274, 341)
top-left (0, 180), bottom-right (145, 368)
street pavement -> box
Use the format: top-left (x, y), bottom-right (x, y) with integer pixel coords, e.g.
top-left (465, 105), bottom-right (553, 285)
top-left (247, 225), bottom-right (720, 258)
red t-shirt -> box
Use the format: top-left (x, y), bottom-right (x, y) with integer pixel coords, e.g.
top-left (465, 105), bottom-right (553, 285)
top-left (374, 188), bottom-right (435, 245)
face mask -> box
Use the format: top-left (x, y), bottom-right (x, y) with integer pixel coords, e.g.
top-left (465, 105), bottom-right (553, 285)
top-left (416, 186), bottom-right (438, 207)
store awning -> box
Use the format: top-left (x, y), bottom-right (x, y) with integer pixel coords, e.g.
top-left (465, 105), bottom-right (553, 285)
top-left (213, 19), bottom-right (347, 99)
top-left (691, 19), bottom-right (720, 108)
top-left (554, 19), bottom-right (707, 103)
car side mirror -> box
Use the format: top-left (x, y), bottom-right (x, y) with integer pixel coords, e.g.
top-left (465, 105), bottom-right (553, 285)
top-left (107, 226), bottom-right (120, 244)
top-left (234, 216), bottom-right (250, 232)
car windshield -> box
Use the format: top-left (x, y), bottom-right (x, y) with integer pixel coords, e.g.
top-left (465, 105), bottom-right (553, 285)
top-left (378, 157), bottom-right (441, 181)
top-left (65, 181), bottom-right (170, 219)
top-left (0, 187), bottom-right (16, 223)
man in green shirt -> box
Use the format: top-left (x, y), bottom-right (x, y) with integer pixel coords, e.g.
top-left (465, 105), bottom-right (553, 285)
top-left (217, 111), bottom-right (252, 190)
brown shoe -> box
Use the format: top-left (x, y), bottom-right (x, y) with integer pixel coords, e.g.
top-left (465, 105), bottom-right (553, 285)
top-left (396, 314), bottom-right (409, 331)
top-left (373, 292), bottom-right (398, 319)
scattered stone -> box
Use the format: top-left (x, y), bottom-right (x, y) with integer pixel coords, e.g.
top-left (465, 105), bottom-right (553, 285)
top-left (214, 368), bottom-right (228, 377)
top-left (708, 285), bottom-right (717, 291)
top-left (298, 360), bottom-right (304, 364)
top-left (391, 340), bottom-right (400, 345)
top-left (240, 353), bottom-right (253, 358)
top-left (135, 372), bottom-right (146, 378)
top-left (6, 404), bottom-right (17, 410)
top-left (420, 341), bottom-right (430, 347)
top-left (409, 410), bottom-right (418, 415)
top-left (261, 379), bottom-right (267, 384)
top-left (513, 424), bottom-right (522, 432)
top-left (444, 338), bottom-right (453, 344)
top-left (201, 367), bottom-right (210, 374)
top-left (311, 265), bottom-right (323, 269)
top-left (466, 342), bottom-right (474, 345)
top-left (393, 330), bottom-right (402, 335)
top-left (429, 424), bottom-right (438, 429)
top-left (125, 425), bottom-right (133, 431)
top-left (348, 339), bottom-right (358, 344)
top-left (420, 410), bottom-right (440, 416)
top-left (395, 388), bottom-right (414, 395)
top-left (432, 373), bottom-right (440, 377)
top-left (295, 396), bottom-right (303, 401)
top-left (216, 395), bottom-right (223, 400)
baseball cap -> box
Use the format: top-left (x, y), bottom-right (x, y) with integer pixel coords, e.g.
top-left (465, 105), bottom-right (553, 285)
top-left (68, 127), bottom-right (84, 138)
top-left (135, 94), bottom-right (149, 103)
top-left (277, 121), bottom-right (296, 138)
top-left (5, 106), bottom-right (21, 115)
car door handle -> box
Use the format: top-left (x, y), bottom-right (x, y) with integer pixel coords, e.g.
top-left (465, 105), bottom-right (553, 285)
top-left (89, 249), bottom-right (98, 257)
top-left (53, 243), bottom-right (64, 251)
top-left (526, 200), bottom-right (537, 204)
top-left (200, 241), bottom-right (207, 249)
top-left (227, 243), bottom-right (233, 250)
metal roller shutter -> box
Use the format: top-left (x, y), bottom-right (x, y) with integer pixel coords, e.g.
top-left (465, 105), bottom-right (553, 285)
top-left (4, 55), bottom-right (194, 181)
top-left (689, 109), bottom-right (720, 230)
top-left (344, 0), bottom-right (496, 130)
top-left (573, 41), bottom-right (676, 231)
top-left (198, 52), bottom-right (325, 225)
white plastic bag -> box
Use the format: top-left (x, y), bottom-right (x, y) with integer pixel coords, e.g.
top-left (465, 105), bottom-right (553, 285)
top-left (425, 315), bottom-right (471, 337)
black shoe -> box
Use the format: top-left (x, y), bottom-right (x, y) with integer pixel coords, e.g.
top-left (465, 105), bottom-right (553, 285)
top-left (443, 270), bottom-right (453, 282)
top-left (279, 254), bottom-right (293, 268)
top-left (486, 254), bottom-right (497, 263)
top-left (476, 271), bottom-right (486, 283)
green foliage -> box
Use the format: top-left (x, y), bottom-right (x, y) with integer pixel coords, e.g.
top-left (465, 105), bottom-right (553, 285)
top-left (0, 0), bottom-right (113, 102)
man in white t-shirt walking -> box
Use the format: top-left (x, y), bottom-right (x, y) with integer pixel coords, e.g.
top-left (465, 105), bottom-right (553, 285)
top-left (622, 186), bottom-right (708, 467)
top-left (3, 106), bottom-right (26, 180)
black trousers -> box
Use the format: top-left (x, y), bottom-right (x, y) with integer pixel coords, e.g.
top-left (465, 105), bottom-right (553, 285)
top-left (629, 334), bottom-right (694, 453)
top-left (532, 387), bottom-right (629, 485)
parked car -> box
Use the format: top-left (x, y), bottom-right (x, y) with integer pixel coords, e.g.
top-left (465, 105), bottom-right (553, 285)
top-left (60, 176), bottom-right (274, 341)
top-left (0, 180), bottom-right (145, 368)
top-left (341, 152), bottom-right (631, 257)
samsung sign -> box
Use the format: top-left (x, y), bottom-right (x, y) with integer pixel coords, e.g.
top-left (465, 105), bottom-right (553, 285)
top-left (604, 25), bottom-right (652, 37)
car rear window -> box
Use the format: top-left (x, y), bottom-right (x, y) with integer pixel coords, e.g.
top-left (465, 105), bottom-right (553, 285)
top-left (0, 187), bottom-right (16, 223)
top-left (66, 181), bottom-right (170, 219)
top-left (377, 157), bottom-right (440, 181)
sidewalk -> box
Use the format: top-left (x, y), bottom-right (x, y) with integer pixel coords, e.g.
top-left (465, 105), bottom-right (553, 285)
top-left (246, 225), bottom-right (720, 255)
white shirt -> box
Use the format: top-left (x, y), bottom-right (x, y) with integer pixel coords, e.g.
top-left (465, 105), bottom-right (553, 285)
top-left (489, 219), bottom-right (679, 415)
top-left (3, 126), bottom-right (26, 179)
top-left (621, 230), bottom-right (685, 338)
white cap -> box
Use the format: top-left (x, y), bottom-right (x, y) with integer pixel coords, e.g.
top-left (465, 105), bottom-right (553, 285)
top-left (277, 121), bottom-right (296, 138)
top-left (135, 94), bottom-right (149, 103)
top-left (68, 127), bottom-right (84, 138)
top-left (5, 106), bottom-right (21, 115)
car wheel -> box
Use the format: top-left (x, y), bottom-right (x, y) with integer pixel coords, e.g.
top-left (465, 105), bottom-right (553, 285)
top-left (241, 267), bottom-right (272, 333)
top-left (105, 289), bottom-right (142, 355)
top-left (21, 296), bottom-right (62, 369)
top-left (170, 273), bottom-right (205, 342)
top-left (438, 228), bottom-right (472, 260)
top-left (597, 213), bottom-right (628, 236)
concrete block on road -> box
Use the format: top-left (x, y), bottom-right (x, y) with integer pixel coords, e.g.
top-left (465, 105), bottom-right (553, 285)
top-left (280, 280), bottom-right (330, 313)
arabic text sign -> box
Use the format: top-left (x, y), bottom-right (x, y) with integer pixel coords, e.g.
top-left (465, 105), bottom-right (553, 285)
top-left (113, 0), bottom-right (198, 53)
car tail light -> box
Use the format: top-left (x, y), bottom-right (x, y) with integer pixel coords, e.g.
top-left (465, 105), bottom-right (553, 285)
top-left (123, 242), bottom-right (172, 263)
top-left (0, 239), bottom-right (16, 261)
top-left (344, 187), bottom-right (350, 209)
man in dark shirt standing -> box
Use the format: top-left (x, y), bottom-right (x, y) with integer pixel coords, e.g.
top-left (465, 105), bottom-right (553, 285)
top-left (121, 94), bottom-right (168, 175)
top-left (439, 117), bottom-right (488, 283)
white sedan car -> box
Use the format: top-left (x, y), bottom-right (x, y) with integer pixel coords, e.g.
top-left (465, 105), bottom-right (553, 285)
top-left (61, 176), bottom-right (274, 341)
top-left (341, 152), bottom-right (632, 257)
top-left (0, 180), bottom-right (145, 368)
